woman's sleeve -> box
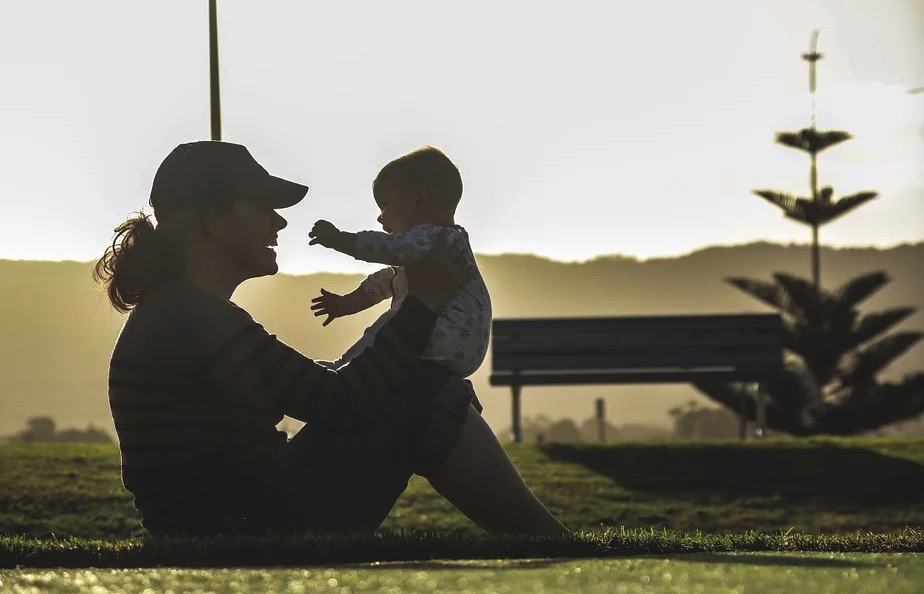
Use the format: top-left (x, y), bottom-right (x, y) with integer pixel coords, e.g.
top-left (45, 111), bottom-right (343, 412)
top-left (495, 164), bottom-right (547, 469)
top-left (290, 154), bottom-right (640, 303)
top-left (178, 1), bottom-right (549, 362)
top-left (184, 292), bottom-right (438, 429)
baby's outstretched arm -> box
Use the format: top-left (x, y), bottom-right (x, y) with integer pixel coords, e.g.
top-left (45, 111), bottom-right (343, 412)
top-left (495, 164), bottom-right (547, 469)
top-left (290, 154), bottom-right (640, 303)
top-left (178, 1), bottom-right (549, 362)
top-left (310, 268), bottom-right (395, 326)
top-left (310, 288), bottom-right (374, 327)
top-left (309, 220), bottom-right (357, 258)
top-left (355, 226), bottom-right (446, 266)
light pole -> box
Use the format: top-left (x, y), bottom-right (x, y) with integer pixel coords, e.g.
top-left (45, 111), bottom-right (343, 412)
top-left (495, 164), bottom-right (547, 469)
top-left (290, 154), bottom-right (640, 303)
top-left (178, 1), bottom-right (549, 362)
top-left (209, 0), bottom-right (222, 141)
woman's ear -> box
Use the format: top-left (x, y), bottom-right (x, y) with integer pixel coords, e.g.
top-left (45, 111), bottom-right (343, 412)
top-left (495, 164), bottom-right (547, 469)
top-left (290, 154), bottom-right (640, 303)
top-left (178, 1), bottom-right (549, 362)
top-left (199, 205), bottom-right (225, 238)
top-left (414, 186), bottom-right (429, 211)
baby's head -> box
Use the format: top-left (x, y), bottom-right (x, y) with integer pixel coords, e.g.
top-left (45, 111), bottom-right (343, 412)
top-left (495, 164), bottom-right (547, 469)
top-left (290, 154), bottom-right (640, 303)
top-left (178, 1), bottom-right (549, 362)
top-left (372, 146), bottom-right (462, 234)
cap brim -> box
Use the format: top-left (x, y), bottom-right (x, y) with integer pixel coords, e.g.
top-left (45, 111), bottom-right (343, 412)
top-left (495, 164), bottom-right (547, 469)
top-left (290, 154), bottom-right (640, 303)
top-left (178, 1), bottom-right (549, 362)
top-left (263, 174), bottom-right (309, 209)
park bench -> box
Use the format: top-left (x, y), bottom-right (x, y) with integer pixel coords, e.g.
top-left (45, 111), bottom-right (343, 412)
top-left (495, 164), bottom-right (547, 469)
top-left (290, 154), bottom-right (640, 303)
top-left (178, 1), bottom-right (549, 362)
top-left (489, 313), bottom-right (784, 442)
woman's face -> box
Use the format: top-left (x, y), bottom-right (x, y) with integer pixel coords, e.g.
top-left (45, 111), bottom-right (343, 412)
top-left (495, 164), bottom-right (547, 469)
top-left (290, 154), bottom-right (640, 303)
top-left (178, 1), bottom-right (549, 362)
top-left (214, 199), bottom-right (288, 280)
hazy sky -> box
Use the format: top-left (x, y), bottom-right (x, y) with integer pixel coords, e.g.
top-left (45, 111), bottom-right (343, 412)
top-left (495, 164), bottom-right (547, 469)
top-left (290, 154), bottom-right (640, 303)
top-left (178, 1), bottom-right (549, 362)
top-left (2, 0), bottom-right (922, 274)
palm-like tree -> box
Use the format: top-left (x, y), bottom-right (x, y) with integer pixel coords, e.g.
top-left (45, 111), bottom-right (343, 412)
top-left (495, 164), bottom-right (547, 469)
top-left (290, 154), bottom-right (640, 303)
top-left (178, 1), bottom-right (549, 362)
top-left (695, 32), bottom-right (924, 435)
top-left (694, 273), bottom-right (923, 435)
top-left (753, 128), bottom-right (876, 291)
top-left (752, 32), bottom-right (878, 291)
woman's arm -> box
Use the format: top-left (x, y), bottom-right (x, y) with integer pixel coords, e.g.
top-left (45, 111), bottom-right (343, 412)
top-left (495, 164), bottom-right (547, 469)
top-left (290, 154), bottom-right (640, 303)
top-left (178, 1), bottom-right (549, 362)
top-left (190, 229), bottom-right (465, 429)
top-left (189, 293), bottom-right (437, 428)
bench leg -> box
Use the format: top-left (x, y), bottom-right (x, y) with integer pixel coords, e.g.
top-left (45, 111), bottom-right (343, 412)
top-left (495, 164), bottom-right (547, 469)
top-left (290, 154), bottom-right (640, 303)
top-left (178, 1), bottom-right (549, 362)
top-left (512, 385), bottom-right (522, 443)
top-left (595, 398), bottom-right (606, 443)
top-left (738, 391), bottom-right (747, 441)
top-left (756, 383), bottom-right (768, 438)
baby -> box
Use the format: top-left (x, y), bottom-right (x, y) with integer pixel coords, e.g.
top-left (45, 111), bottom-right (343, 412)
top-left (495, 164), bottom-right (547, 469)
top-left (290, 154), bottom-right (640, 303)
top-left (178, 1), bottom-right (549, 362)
top-left (308, 146), bottom-right (492, 378)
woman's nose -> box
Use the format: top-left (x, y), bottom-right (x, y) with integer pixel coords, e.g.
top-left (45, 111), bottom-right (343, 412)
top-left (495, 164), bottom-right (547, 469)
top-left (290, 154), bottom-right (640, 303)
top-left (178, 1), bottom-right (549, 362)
top-left (273, 211), bottom-right (288, 230)
top-left (376, 213), bottom-right (383, 224)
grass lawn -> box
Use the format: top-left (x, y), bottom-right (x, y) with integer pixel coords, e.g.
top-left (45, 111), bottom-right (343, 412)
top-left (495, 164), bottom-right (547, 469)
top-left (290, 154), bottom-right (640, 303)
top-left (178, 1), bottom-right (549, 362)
top-left (3, 553), bottom-right (923, 594)
top-left (1, 436), bottom-right (923, 590)
top-left (3, 437), bottom-right (924, 540)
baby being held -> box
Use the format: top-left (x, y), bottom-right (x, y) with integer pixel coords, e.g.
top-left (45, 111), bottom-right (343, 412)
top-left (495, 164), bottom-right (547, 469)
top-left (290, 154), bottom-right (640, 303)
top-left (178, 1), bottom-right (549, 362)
top-left (308, 146), bottom-right (492, 378)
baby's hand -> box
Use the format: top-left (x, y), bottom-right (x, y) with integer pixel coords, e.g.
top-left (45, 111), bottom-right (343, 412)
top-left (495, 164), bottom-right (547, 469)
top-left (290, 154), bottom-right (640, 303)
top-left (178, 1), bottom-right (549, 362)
top-left (309, 220), bottom-right (341, 248)
top-left (310, 288), bottom-right (350, 326)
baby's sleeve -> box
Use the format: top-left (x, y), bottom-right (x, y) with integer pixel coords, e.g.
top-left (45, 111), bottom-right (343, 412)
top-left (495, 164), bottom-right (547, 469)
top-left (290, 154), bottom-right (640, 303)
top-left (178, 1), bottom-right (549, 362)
top-left (354, 225), bottom-right (444, 266)
top-left (359, 267), bottom-right (396, 304)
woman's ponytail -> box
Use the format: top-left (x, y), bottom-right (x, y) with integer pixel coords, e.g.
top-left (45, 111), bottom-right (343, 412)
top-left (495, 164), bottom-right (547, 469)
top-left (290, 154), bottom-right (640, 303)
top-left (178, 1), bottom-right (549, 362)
top-left (93, 212), bottom-right (183, 312)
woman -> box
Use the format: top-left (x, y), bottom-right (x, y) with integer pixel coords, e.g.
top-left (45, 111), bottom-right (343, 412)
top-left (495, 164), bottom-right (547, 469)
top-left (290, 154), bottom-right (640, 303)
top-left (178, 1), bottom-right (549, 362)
top-left (94, 140), bottom-right (568, 537)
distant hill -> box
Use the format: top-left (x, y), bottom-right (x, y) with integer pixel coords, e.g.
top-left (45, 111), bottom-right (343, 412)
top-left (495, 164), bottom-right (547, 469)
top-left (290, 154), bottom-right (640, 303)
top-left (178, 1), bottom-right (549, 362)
top-left (1, 241), bottom-right (922, 438)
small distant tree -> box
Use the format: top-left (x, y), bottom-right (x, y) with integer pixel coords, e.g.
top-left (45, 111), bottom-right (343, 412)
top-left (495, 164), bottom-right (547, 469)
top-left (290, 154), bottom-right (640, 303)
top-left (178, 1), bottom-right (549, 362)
top-left (577, 417), bottom-right (674, 442)
top-left (14, 415), bottom-right (113, 444)
top-left (499, 415), bottom-right (583, 443)
top-left (544, 419), bottom-right (582, 443)
top-left (56, 425), bottom-right (113, 444)
top-left (19, 416), bottom-right (56, 442)
top-left (498, 414), bottom-right (552, 443)
top-left (695, 32), bottom-right (924, 435)
top-left (668, 401), bottom-right (740, 439)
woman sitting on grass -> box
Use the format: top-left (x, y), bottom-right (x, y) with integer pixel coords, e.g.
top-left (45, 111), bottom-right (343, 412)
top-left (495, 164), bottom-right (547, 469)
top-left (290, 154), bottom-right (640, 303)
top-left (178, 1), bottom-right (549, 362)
top-left (94, 140), bottom-right (568, 538)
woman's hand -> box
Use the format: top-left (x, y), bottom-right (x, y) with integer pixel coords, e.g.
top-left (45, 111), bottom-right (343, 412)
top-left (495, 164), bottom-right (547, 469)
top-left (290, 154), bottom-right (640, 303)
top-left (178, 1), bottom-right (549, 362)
top-left (405, 228), bottom-right (469, 312)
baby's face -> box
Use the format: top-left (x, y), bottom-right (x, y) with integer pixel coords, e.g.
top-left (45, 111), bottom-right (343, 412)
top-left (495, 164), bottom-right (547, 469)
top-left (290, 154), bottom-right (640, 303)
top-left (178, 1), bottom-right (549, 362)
top-left (373, 183), bottom-right (419, 234)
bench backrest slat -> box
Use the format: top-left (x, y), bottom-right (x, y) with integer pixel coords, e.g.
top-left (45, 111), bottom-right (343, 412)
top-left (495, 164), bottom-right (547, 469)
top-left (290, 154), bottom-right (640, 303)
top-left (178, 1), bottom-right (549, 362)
top-left (490, 313), bottom-right (783, 383)
top-left (493, 314), bottom-right (782, 337)
top-left (493, 332), bottom-right (783, 356)
top-left (494, 350), bottom-right (778, 372)
top-left (489, 368), bottom-right (771, 385)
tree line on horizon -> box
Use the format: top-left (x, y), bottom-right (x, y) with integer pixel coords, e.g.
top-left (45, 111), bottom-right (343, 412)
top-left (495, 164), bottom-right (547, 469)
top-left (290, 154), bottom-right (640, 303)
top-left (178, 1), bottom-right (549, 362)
top-left (3, 416), bottom-right (112, 444)
top-left (496, 400), bottom-right (924, 444)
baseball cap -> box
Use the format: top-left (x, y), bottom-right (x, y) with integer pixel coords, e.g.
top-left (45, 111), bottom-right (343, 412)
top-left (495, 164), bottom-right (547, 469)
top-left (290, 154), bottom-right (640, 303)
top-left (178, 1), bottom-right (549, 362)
top-left (149, 141), bottom-right (309, 221)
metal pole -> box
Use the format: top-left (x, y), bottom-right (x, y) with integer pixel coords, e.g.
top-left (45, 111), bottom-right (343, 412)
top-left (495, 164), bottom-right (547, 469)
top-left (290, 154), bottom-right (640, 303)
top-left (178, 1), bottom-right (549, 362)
top-left (756, 384), bottom-right (767, 438)
top-left (511, 384), bottom-right (522, 443)
top-left (595, 397), bottom-right (606, 442)
top-left (209, 0), bottom-right (222, 141)
top-left (738, 391), bottom-right (747, 440)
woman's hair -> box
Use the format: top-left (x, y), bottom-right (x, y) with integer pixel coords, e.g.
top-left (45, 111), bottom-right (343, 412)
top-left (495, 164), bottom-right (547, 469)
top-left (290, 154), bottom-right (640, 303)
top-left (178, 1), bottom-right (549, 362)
top-left (93, 211), bottom-right (186, 313)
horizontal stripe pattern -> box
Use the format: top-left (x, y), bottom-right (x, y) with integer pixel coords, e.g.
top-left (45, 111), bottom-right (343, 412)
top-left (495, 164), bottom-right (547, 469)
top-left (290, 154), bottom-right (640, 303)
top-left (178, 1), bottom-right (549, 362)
top-left (108, 282), bottom-right (436, 533)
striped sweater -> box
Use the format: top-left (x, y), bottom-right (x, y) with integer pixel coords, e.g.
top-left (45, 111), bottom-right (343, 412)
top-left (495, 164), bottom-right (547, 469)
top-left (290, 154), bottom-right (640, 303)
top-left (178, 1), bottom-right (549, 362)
top-left (108, 281), bottom-right (437, 533)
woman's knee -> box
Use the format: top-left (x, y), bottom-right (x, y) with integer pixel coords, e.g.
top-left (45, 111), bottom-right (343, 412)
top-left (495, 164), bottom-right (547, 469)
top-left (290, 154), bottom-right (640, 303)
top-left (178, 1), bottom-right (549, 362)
top-left (411, 377), bottom-right (482, 477)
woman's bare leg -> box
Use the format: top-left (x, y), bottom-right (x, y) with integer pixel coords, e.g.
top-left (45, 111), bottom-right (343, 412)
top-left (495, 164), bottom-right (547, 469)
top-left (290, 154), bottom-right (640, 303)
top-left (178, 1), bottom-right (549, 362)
top-left (426, 405), bottom-right (570, 536)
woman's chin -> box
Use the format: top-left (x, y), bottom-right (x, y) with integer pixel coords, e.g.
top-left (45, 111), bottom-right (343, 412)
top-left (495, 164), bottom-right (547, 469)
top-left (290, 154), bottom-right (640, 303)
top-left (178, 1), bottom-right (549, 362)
top-left (255, 247), bottom-right (280, 276)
